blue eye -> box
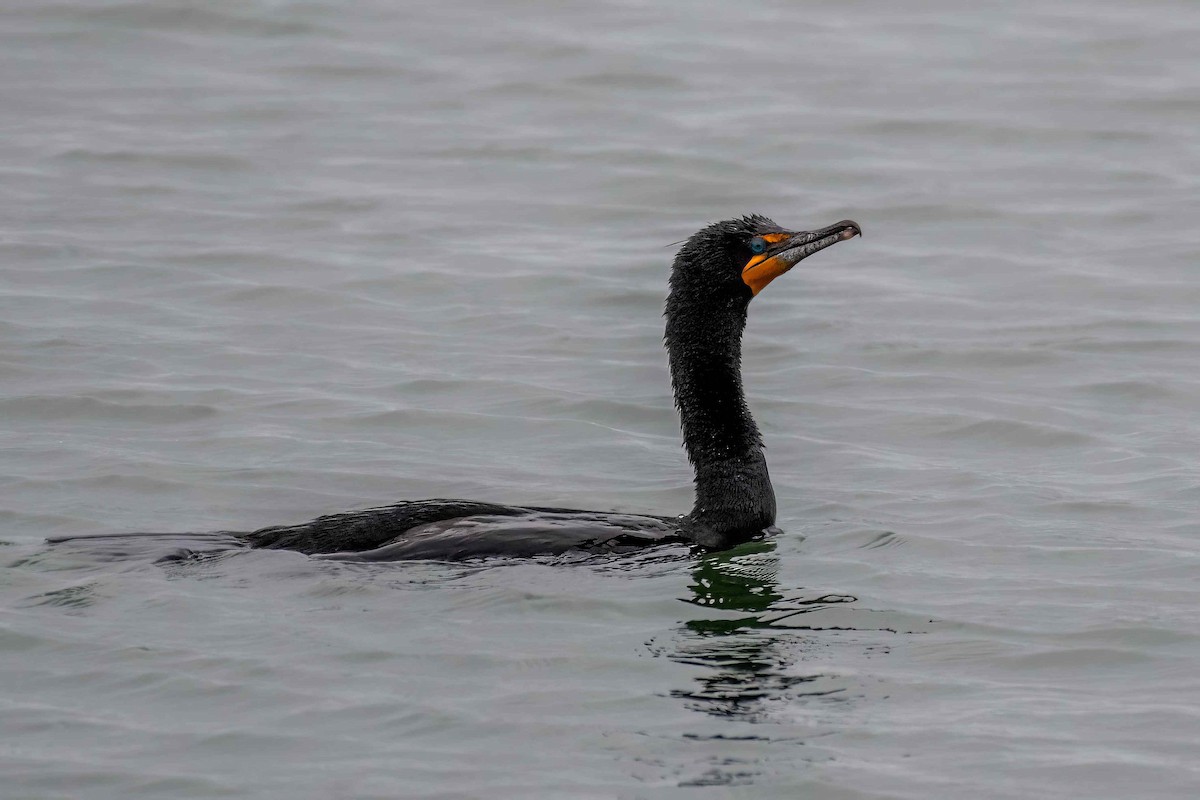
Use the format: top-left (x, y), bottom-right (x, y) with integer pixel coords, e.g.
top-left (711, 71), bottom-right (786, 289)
top-left (749, 237), bottom-right (766, 254)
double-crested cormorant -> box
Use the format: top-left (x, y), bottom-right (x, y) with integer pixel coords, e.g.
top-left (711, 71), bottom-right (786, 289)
top-left (53, 216), bottom-right (859, 561)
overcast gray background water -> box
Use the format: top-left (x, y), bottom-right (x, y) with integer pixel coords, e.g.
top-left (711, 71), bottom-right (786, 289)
top-left (2, 1), bottom-right (1199, 797)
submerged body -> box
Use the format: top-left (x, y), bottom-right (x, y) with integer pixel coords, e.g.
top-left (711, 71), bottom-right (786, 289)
top-left (52, 216), bottom-right (859, 561)
top-left (241, 500), bottom-right (685, 560)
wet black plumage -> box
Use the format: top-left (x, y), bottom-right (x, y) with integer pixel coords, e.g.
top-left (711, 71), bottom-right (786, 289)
top-left (52, 215), bottom-right (860, 561)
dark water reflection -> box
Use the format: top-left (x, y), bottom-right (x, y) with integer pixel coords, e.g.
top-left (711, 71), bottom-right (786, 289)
top-left (672, 543), bottom-right (844, 722)
top-left (671, 541), bottom-right (920, 725)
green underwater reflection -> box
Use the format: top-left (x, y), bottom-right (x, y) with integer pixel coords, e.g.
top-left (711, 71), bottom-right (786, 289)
top-left (684, 540), bottom-right (786, 635)
top-left (669, 541), bottom-right (858, 723)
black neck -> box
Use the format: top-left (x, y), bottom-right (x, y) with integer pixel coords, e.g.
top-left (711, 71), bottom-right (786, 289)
top-left (664, 287), bottom-right (777, 549)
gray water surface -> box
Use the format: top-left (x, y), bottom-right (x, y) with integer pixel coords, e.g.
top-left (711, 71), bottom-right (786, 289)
top-left (3, 1), bottom-right (1199, 797)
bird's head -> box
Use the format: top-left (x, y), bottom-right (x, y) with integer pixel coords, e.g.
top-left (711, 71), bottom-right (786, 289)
top-left (664, 214), bottom-right (861, 550)
top-left (669, 214), bottom-right (861, 302)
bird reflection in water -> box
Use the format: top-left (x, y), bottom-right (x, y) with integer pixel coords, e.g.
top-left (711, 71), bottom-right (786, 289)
top-left (670, 541), bottom-right (859, 723)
